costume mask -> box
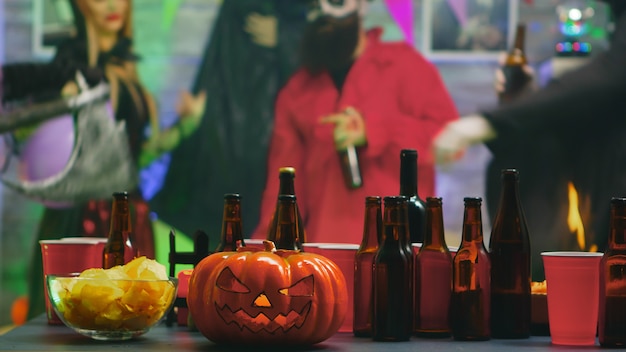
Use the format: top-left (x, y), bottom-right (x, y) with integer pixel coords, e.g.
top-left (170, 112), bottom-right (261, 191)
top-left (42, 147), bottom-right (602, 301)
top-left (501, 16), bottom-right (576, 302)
top-left (300, 10), bottom-right (361, 74)
top-left (306, 0), bottom-right (369, 21)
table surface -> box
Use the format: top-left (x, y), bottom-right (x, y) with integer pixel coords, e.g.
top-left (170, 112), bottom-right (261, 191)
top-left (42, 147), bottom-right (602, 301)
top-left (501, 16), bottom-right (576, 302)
top-left (0, 316), bottom-right (604, 351)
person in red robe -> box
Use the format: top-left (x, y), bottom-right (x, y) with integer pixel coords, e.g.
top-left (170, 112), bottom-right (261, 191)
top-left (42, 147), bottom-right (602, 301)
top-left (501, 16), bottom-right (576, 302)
top-left (253, 0), bottom-right (458, 243)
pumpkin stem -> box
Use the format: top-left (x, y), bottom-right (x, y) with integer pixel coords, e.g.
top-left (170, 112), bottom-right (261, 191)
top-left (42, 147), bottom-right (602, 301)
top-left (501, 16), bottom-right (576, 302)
top-left (262, 240), bottom-right (277, 252)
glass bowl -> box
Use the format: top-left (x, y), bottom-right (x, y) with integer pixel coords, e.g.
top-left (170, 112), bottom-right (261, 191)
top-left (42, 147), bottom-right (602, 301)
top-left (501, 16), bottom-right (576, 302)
top-left (47, 274), bottom-right (178, 341)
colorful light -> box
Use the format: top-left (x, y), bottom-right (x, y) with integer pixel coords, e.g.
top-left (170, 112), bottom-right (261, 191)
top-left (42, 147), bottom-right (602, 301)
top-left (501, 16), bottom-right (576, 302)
top-left (555, 41), bottom-right (591, 54)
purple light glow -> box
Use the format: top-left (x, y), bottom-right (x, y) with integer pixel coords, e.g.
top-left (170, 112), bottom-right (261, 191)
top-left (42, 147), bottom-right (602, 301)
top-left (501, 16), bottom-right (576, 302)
top-left (384, 0), bottom-right (414, 44)
top-left (446, 0), bottom-right (468, 26)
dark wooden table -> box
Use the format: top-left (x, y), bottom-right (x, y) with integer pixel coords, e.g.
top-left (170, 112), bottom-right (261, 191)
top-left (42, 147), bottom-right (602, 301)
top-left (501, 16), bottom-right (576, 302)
top-left (0, 315), bottom-right (602, 351)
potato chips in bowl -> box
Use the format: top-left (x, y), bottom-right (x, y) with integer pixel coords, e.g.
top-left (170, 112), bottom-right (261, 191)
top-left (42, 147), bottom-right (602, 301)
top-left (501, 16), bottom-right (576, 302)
top-left (47, 257), bottom-right (177, 341)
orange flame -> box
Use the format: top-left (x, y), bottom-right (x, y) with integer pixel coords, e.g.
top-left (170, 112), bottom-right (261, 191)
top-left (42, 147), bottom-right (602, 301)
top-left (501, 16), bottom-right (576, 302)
top-left (567, 182), bottom-right (597, 252)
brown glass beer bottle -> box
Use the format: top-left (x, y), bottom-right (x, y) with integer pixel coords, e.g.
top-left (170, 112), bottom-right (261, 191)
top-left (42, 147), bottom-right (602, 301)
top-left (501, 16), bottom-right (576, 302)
top-left (450, 197), bottom-right (491, 341)
top-left (499, 23), bottom-right (529, 105)
top-left (415, 197), bottom-right (452, 337)
top-left (599, 197), bottom-right (626, 347)
top-left (353, 196), bottom-right (382, 337)
top-left (266, 167), bottom-right (306, 249)
top-left (373, 196), bottom-right (412, 341)
top-left (400, 149), bottom-right (426, 244)
top-left (103, 192), bottom-right (135, 269)
top-left (489, 169), bottom-right (531, 339)
top-left (273, 195), bottom-right (301, 250)
top-left (215, 193), bottom-right (246, 252)
top-left (339, 145), bottom-right (363, 189)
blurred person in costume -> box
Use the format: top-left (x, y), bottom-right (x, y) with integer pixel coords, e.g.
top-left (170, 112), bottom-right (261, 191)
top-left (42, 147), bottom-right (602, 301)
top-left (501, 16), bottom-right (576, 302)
top-left (432, 0), bottom-right (626, 280)
top-left (1, 0), bottom-right (205, 319)
top-left (150, 0), bottom-right (309, 244)
top-left (252, 0), bottom-right (458, 243)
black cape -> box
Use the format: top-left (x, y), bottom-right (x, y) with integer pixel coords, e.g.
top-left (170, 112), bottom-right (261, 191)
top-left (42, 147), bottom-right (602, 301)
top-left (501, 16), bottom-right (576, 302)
top-left (483, 5), bottom-right (626, 280)
top-left (150, 0), bottom-right (307, 245)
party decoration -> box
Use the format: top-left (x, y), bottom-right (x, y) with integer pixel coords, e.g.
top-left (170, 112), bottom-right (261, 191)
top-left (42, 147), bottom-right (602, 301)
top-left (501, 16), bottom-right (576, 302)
top-left (4, 100), bottom-right (137, 206)
top-left (187, 241), bottom-right (348, 346)
top-left (18, 115), bottom-right (75, 208)
top-left (18, 115), bottom-right (74, 183)
top-left (384, 0), bottom-right (414, 44)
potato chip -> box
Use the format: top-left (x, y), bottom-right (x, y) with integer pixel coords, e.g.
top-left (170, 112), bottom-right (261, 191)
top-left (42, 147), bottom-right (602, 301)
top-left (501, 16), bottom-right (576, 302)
top-left (49, 257), bottom-right (175, 332)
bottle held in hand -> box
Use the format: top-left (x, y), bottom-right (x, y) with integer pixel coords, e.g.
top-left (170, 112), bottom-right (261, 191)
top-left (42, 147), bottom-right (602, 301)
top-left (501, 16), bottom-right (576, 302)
top-left (339, 145), bottom-right (363, 189)
top-left (499, 23), bottom-right (529, 105)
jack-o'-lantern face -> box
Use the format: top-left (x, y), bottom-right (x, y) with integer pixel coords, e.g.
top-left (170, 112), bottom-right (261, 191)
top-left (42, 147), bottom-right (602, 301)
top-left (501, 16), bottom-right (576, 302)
top-left (187, 246), bottom-right (348, 345)
top-left (214, 267), bottom-right (314, 333)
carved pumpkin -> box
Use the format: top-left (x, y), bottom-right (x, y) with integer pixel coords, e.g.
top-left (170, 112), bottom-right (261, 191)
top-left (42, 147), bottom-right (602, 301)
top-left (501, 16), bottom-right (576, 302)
top-left (187, 241), bottom-right (348, 345)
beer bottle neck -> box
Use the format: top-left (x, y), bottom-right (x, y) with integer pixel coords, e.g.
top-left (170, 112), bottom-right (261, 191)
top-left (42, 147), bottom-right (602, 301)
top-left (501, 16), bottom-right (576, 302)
top-left (274, 195), bottom-right (300, 250)
top-left (110, 200), bottom-right (131, 234)
top-left (381, 196), bottom-right (409, 247)
top-left (513, 23), bottom-right (526, 53)
top-left (461, 197), bottom-right (484, 244)
top-left (278, 173), bottom-right (296, 195)
top-left (400, 151), bottom-right (418, 197)
top-left (505, 23), bottom-right (527, 66)
top-left (217, 195), bottom-right (245, 252)
top-left (491, 169), bottom-right (529, 245)
top-left (360, 197), bottom-right (382, 251)
top-left (424, 198), bottom-right (445, 248)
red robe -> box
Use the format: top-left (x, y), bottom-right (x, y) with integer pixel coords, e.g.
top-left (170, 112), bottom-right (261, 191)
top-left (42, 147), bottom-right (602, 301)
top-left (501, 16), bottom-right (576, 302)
top-left (253, 28), bottom-right (458, 243)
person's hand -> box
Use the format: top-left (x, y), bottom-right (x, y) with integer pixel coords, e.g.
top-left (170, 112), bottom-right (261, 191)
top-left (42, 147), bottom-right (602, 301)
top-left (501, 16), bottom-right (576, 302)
top-left (432, 115), bottom-right (496, 165)
top-left (320, 107), bottom-right (367, 151)
top-left (61, 81), bottom-right (79, 97)
top-left (61, 69), bottom-right (103, 98)
top-left (494, 52), bottom-right (535, 95)
top-left (244, 13), bottom-right (278, 48)
top-left (176, 90), bottom-right (206, 138)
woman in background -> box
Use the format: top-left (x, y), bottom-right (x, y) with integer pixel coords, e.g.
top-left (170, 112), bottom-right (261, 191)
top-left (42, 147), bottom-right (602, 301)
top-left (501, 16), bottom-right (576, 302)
top-left (0, 0), bottom-right (205, 320)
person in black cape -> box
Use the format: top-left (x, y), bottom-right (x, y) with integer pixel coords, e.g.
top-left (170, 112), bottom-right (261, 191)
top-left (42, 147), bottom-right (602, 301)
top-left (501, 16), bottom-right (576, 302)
top-left (433, 0), bottom-right (626, 280)
top-left (150, 0), bottom-right (308, 244)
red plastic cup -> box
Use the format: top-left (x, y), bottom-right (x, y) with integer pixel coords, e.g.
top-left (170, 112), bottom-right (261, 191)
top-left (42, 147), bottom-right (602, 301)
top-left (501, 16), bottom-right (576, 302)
top-left (177, 269), bottom-right (193, 326)
top-left (542, 251), bottom-right (603, 346)
top-left (315, 243), bottom-right (359, 333)
top-left (40, 238), bottom-right (106, 325)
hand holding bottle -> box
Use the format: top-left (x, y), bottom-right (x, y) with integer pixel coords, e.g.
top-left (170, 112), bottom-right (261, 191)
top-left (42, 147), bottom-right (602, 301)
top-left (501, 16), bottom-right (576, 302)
top-left (320, 106), bottom-right (367, 151)
top-left (494, 52), bottom-right (535, 97)
top-left (320, 107), bottom-right (365, 188)
top-left (498, 23), bottom-right (535, 104)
